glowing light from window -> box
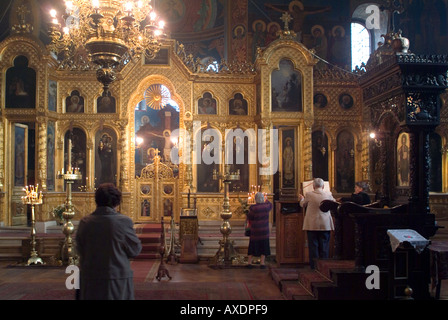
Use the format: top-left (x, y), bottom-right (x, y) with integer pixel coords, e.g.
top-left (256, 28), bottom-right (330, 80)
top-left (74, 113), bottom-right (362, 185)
top-left (351, 22), bottom-right (371, 70)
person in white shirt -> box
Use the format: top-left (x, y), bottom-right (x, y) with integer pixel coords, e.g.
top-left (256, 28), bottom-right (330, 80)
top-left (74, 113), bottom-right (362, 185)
top-left (299, 178), bottom-right (335, 269)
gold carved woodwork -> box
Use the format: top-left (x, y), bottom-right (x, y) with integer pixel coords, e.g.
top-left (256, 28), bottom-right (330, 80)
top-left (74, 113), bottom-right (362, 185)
top-left (179, 216), bottom-right (199, 244)
top-left (4, 23), bottom-right (448, 229)
top-left (136, 156), bottom-right (179, 222)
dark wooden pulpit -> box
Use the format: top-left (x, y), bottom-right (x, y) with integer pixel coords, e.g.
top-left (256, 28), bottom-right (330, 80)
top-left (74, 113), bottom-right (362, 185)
top-left (275, 201), bottom-right (307, 264)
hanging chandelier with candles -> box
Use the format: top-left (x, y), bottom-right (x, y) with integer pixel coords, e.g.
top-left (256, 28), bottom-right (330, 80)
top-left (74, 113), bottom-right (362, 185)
top-left (47, 0), bottom-right (165, 95)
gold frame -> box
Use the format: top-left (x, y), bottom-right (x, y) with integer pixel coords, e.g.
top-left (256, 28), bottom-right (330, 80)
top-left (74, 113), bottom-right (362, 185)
top-left (11, 123), bottom-right (29, 226)
top-left (12, 123), bottom-right (28, 188)
top-left (279, 127), bottom-right (298, 191)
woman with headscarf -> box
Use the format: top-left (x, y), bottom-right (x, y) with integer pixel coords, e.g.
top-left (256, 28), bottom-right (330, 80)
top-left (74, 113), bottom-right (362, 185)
top-left (247, 192), bottom-right (272, 269)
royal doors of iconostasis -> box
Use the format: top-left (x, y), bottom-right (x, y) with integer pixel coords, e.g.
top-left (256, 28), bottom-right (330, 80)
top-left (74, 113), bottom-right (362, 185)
top-left (136, 155), bottom-right (179, 223)
top-left (134, 84), bottom-right (180, 223)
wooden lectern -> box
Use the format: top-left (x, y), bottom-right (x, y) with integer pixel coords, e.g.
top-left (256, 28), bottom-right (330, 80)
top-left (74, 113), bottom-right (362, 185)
top-left (275, 201), bottom-right (308, 264)
top-left (179, 209), bottom-right (199, 263)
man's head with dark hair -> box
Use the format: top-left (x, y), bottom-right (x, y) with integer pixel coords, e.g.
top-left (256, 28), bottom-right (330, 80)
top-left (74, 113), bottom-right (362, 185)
top-left (95, 183), bottom-right (122, 208)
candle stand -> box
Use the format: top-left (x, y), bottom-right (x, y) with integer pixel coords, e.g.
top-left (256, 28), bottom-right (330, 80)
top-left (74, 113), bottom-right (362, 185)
top-left (21, 185), bottom-right (44, 265)
top-left (210, 165), bottom-right (241, 266)
top-left (57, 169), bottom-right (82, 265)
top-left (57, 137), bottom-right (82, 265)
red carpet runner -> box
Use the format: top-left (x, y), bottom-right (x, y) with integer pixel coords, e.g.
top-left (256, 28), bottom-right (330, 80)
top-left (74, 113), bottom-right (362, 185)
top-left (135, 223), bottom-right (162, 260)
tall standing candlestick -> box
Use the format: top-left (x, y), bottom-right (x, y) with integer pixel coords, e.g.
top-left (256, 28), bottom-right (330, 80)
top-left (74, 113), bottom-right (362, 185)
top-left (57, 136), bottom-right (82, 266)
top-left (22, 185), bottom-right (44, 265)
top-left (211, 165), bottom-right (241, 266)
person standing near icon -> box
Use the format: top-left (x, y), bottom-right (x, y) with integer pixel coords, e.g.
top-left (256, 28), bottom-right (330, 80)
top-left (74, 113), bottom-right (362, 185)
top-left (247, 192), bottom-right (272, 268)
top-left (299, 178), bottom-right (335, 269)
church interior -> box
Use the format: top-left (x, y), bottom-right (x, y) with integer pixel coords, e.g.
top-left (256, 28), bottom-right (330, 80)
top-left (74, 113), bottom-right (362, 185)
top-left (0, 0), bottom-right (448, 303)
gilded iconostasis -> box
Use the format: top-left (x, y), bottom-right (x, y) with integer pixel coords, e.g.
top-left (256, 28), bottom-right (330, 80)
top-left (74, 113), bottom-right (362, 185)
top-left (0, 0), bottom-right (447, 230)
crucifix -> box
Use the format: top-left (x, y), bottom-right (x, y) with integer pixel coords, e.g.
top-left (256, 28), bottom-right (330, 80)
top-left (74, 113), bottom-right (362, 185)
top-left (280, 12), bottom-right (292, 31)
top-left (278, 12), bottom-right (297, 40)
top-left (17, 4), bottom-right (30, 24)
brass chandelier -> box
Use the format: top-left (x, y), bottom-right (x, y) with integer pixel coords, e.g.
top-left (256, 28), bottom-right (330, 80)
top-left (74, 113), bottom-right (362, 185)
top-left (47, 0), bottom-right (165, 95)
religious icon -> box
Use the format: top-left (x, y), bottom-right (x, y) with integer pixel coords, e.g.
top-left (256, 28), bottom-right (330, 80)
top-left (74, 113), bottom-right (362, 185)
top-left (229, 93), bottom-right (248, 115)
top-left (97, 92), bottom-right (116, 113)
top-left (313, 93), bottom-right (328, 108)
top-left (339, 93), bottom-right (353, 109)
top-left (163, 129), bottom-right (173, 162)
top-left (147, 147), bottom-right (157, 164)
top-left (163, 199), bottom-right (173, 216)
top-left (197, 130), bottom-right (219, 193)
top-left (198, 92), bottom-right (217, 114)
top-left (252, 20), bottom-right (266, 61)
top-left (66, 90), bottom-right (84, 113)
top-left (271, 59), bottom-right (302, 112)
top-left (282, 137), bottom-right (294, 187)
top-left (48, 80), bottom-right (57, 111)
top-left (311, 25), bottom-right (328, 61)
top-left (6, 55), bottom-right (36, 108)
top-left (97, 132), bottom-right (115, 185)
top-left (163, 185), bottom-right (173, 195)
top-left (329, 25), bottom-right (348, 68)
top-left (141, 199), bottom-right (150, 217)
top-left (14, 124), bottom-right (27, 186)
top-left (397, 132), bottom-right (410, 187)
top-left (312, 130), bottom-right (329, 181)
top-left (47, 122), bottom-right (56, 191)
top-left (141, 185), bottom-right (151, 195)
top-left (265, 22), bottom-right (281, 46)
top-left (233, 24), bottom-right (246, 39)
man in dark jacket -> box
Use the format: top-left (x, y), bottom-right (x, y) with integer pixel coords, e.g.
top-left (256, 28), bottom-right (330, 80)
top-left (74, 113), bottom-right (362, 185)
top-left (76, 183), bottom-right (142, 300)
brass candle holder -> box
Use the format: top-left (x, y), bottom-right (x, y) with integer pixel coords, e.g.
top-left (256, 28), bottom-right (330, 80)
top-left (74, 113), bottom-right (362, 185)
top-left (57, 137), bottom-right (82, 265)
top-left (21, 185), bottom-right (44, 265)
top-left (57, 167), bottom-right (82, 266)
top-left (211, 165), bottom-right (240, 266)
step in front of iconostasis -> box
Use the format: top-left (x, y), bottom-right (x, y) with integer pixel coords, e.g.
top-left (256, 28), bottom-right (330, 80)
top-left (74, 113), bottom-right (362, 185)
top-left (135, 223), bottom-right (162, 259)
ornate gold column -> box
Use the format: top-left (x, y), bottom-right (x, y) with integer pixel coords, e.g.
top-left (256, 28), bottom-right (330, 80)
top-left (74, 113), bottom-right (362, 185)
top-left (0, 115), bottom-right (4, 190)
top-left (259, 120), bottom-right (272, 194)
top-left (361, 126), bottom-right (370, 181)
top-left (303, 121), bottom-right (313, 181)
top-left (118, 119), bottom-right (129, 192)
top-left (36, 118), bottom-right (47, 192)
top-left (0, 114), bottom-right (5, 224)
top-left (184, 120), bottom-right (194, 191)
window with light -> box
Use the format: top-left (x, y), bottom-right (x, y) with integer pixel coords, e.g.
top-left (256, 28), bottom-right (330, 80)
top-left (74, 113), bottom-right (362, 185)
top-left (351, 22), bottom-right (371, 70)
